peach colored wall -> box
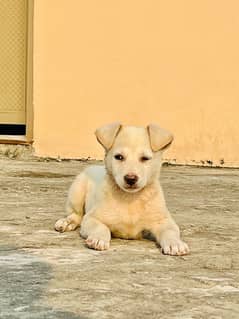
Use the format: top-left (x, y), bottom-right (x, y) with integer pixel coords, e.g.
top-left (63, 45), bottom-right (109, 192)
top-left (33, 0), bottom-right (239, 167)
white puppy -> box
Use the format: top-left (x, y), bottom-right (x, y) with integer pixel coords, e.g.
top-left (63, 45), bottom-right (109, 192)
top-left (55, 123), bottom-right (189, 255)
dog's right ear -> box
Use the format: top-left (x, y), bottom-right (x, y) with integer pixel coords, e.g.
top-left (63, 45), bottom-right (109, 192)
top-left (95, 122), bottom-right (122, 151)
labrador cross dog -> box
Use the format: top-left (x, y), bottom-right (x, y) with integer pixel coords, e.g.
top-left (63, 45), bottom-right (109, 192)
top-left (55, 123), bottom-right (189, 255)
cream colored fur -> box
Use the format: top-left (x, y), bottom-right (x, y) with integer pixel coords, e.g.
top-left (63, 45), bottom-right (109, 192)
top-left (55, 123), bottom-right (189, 255)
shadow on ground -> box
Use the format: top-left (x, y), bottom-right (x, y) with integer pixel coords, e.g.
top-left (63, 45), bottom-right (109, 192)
top-left (0, 246), bottom-right (85, 319)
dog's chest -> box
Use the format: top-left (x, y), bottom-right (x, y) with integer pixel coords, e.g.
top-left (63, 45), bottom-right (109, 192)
top-left (100, 199), bottom-right (150, 239)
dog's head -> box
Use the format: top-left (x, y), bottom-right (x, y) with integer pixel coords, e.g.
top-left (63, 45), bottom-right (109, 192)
top-left (95, 122), bottom-right (173, 193)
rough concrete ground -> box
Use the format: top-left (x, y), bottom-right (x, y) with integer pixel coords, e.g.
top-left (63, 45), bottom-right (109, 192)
top-left (0, 158), bottom-right (239, 319)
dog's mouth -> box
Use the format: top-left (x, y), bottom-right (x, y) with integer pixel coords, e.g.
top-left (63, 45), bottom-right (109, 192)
top-left (122, 184), bottom-right (141, 193)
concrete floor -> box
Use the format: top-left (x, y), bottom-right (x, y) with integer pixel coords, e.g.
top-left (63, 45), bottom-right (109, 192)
top-left (0, 158), bottom-right (239, 319)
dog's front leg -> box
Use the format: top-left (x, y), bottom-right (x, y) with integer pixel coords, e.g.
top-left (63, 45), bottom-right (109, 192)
top-left (151, 218), bottom-right (189, 256)
top-left (80, 215), bottom-right (111, 251)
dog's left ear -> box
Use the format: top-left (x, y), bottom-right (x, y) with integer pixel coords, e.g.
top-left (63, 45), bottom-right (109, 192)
top-left (147, 124), bottom-right (174, 151)
top-left (95, 122), bottom-right (122, 151)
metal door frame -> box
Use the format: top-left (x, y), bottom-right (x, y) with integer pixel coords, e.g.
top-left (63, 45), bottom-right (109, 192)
top-left (0, 0), bottom-right (34, 144)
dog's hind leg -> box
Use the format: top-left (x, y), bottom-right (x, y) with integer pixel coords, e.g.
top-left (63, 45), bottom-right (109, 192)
top-left (54, 173), bottom-right (87, 232)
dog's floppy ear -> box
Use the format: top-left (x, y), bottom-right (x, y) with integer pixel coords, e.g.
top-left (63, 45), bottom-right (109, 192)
top-left (95, 122), bottom-right (122, 150)
top-left (147, 124), bottom-right (174, 151)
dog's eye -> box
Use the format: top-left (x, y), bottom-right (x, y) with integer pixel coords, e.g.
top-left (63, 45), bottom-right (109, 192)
top-left (114, 154), bottom-right (124, 161)
top-left (140, 156), bottom-right (151, 162)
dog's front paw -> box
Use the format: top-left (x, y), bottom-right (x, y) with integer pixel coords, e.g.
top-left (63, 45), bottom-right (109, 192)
top-left (85, 237), bottom-right (110, 251)
top-left (54, 216), bottom-right (79, 232)
top-left (160, 238), bottom-right (189, 256)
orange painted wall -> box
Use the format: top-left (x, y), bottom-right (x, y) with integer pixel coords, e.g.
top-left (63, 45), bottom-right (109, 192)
top-left (33, 0), bottom-right (239, 166)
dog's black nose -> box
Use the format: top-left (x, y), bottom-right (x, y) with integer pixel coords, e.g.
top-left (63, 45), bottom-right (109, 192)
top-left (124, 174), bottom-right (138, 186)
